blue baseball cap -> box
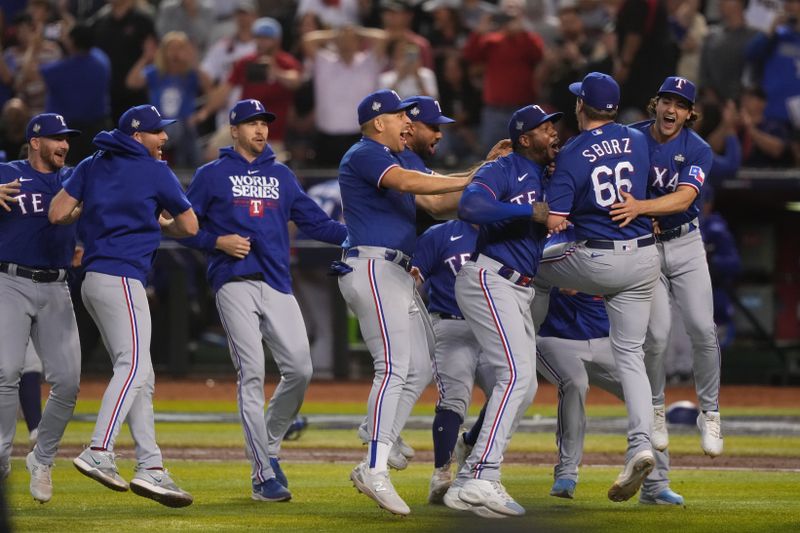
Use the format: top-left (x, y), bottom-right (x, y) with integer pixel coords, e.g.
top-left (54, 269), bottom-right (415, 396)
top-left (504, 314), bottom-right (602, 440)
top-left (230, 99), bottom-right (276, 125)
top-left (25, 113), bottom-right (81, 141)
top-left (569, 72), bottom-right (620, 111)
top-left (252, 17), bottom-right (282, 39)
top-left (401, 96), bottom-right (455, 125)
top-left (119, 105), bottom-right (176, 135)
top-left (658, 76), bottom-right (696, 104)
top-left (357, 89), bottom-right (414, 125)
top-left (508, 104), bottom-right (562, 143)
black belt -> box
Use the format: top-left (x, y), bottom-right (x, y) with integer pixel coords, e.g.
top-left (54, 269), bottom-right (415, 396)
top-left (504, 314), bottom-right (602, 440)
top-left (432, 312), bottom-right (464, 320)
top-left (584, 236), bottom-right (655, 250)
top-left (658, 221), bottom-right (698, 242)
top-left (228, 272), bottom-right (264, 282)
top-left (345, 248), bottom-right (412, 272)
top-left (469, 253), bottom-right (534, 288)
top-left (0, 262), bottom-right (66, 283)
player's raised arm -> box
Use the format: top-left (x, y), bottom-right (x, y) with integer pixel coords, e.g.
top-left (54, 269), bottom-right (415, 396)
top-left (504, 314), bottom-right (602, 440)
top-left (0, 179), bottom-right (21, 212)
top-left (48, 188), bottom-right (81, 225)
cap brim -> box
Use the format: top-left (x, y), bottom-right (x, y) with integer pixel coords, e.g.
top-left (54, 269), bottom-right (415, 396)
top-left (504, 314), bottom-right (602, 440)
top-left (427, 115), bottom-right (456, 125)
top-left (141, 119), bottom-right (177, 132)
top-left (568, 82), bottom-right (582, 99)
top-left (658, 89), bottom-right (694, 104)
top-left (45, 128), bottom-right (82, 138)
top-left (235, 111), bottom-right (277, 124)
top-left (541, 111), bottom-right (563, 124)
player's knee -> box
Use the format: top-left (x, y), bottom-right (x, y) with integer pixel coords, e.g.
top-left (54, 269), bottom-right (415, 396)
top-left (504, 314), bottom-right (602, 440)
top-left (562, 372), bottom-right (589, 396)
top-left (284, 361), bottom-right (314, 387)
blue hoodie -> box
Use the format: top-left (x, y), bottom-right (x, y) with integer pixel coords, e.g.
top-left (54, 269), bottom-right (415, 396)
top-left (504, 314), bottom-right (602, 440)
top-left (181, 145), bottom-right (347, 293)
top-left (64, 129), bottom-right (192, 284)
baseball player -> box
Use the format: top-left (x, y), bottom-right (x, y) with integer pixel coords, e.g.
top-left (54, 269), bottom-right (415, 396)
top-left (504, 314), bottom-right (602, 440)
top-left (535, 72), bottom-right (661, 502)
top-left (610, 76), bottom-right (722, 457)
top-left (180, 99), bottom-right (347, 502)
top-left (443, 104), bottom-right (557, 518)
top-left (49, 105), bottom-right (198, 508)
top-left (0, 113), bottom-right (82, 504)
top-left (337, 89), bottom-right (471, 516)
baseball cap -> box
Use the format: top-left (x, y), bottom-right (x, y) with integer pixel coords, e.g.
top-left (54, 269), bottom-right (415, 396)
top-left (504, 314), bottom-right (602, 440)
top-left (230, 99), bottom-right (276, 125)
top-left (118, 105), bottom-right (176, 135)
top-left (401, 96), bottom-right (455, 125)
top-left (658, 76), bottom-right (696, 104)
top-left (25, 113), bottom-right (81, 141)
top-left (569, 72), bottom-right (620, 111)
top-left (357, 89), bottom-right (414, 125)
top-left (508, 105), bottom-right (562, 144)
top-left (252, 17), bottom-right (282, 39)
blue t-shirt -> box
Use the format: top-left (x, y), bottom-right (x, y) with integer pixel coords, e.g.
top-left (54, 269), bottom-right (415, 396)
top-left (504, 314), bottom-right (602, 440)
top-left (547, 123), bottom-right (652, 240)
top-left (538, 289), bottom-right (609, 340)
top-left (64, 129), bottom-right (192, 284)
top-left (180, 146), bottom-right (347, 293)
top-left (468, 152), bottom-right (547, 277)
top-left (0, 160), bottom-right (76, 269)
top-left (40, 49), bottom-right (111, 123)
top-left (144, 65), bottom-right (199, 120)
top-left (631, 120), bottom-right (712, 231)
top-left (412, 220), bottom-right (477, 317)
top-left (338, 137), bottom-right (417, 255)
top-left (747, 27), bottom-right (800, 124)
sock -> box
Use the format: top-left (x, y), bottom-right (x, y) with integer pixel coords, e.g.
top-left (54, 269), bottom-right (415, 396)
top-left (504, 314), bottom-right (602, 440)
top-left (19, 372), bottom-right (42, 432)
top-left (464, 403), bottom-right (488, 446)
top-left (369, 441), bottom-right (391, 473)
top-left (432, 409), bottom-right (463, 468)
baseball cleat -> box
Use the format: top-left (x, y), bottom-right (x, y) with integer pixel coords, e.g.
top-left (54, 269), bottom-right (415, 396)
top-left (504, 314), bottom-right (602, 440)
top-left (550, 478), bottom-right (576, 499)
top-left (130, 468), bottom-right (193, 508)
top-left (283, 416), bottom-right (308, 441)
top-left (251, 478), bottom-right (292, 502)
top-left (73, 448), bottom-right (129, 491)
top-left (269, 456), bottom-right (288, 488)
top-left (458, 479), bottom-right (525, 517)
top-left (640, 488), bottom-right (685, 506)
top-left (26, 452), bottom-right (52, 503)
top-left (454, 432), bottom-right (473, 473)
top-left (697, 411), bottom-right (723, 457)
top-left (394, 435), bottom-right (415, 459)
top-left (607, 450), bottom-right (655, 502)
top-left (350, 462), bottom-right (410, 516)
top-left (428, 465), bottom-right (453, 504)
top-left (443, 480), bottom-right (470, 511)
top-left (651, 404), bottom-right (669, 451)
top-left (387, 444), bottom-right (409, 470)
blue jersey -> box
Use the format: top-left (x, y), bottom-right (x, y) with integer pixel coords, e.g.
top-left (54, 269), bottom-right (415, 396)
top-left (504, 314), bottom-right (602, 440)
top-left (547, 123), bottom-right (652, 240)
top-left (631, 120), bottom-right (712, 231)
top-left (338, 137), bottom-right (417, 255)
top-left (538, 289), bottom-right (609, 340)
top-left (412, 220), bottom-right (477, 317)
top-left (747, 27), bottom-right (800, 124)
top-left (64, 129), bottom-right (192, 284)
top-left (182, 146), bottom-right (346, 293)
top-left (470, 152), bottom-right (547, 277)
top-left (0, 160), bottom-right (76, 269)
top-left (396, 147), bottom-right (432, 174)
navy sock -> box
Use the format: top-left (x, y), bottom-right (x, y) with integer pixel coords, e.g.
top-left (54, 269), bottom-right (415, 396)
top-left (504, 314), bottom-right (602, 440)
top-left (464, 403), bottom-right (488, 446)
top-left (19, 372), bottom-right (42, 432)
top-left (432, 409), bottom-right (463, 468)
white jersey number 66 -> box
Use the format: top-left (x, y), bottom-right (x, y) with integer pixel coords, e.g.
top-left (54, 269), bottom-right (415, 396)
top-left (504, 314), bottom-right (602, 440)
top-left (590, 161), bottom-right (634, 208)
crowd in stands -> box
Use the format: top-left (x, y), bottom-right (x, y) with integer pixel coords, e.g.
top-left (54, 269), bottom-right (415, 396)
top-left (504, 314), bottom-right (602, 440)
top-left (1, 0), bottom-right (799, 173)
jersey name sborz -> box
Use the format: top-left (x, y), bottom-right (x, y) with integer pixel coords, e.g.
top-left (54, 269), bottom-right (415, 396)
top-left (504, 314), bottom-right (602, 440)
top-left (581, 137), bottom-right (632, 162)
top-left (229, 175), bottom-right (280, 199)
top-left (651, 166), bottom-right (679, 191)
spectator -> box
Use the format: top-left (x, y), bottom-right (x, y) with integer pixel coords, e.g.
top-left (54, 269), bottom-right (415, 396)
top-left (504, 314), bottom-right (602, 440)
top-left (0, 97), bottom-right (29, 161)
top-left (462, 0), bottom-right (545, 153)
top-left (434, 51), bottom-right (482, 167)
top-left (694, 98), bottom-right (743, 187)
top-left (126, 31), bottom-right (212, 168)
top-left (381, 0), bottom-right (435, 69)
top-left (699, 0), bottom-right (758, 102)
top-left (40, 23), bottom-right (111, 165)
top-left (89, 0), bottom-right (157, 121)
top-left (302, 25), bottom-right (387, 166)
top-left (668, 0), bottom-right (708, 81)
top-left (156, 0), bottom-right (216, 55)
top-left (738, 86), bottom-right (793, 167)
top-left (296, 0), bottom-right (364, 29)
top-left (460, 0), bottom-right (498, 32)
top-left (420, 0), bottom-right (467, 71)
top-left (379, 41), bottom-right (439, 99)
top-left (197, 17), bottom-right (302, 161)
top-left (27, 0), bottom-right (69, 43)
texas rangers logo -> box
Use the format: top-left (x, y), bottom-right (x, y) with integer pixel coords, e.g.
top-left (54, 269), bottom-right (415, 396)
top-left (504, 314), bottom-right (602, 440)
top-left (250, 99), bottom-right (263, 110)
top-left (688, 165), bottom-right (705, 184)
top-left (434, 100), bottom-right (442, 112)
top-left (674, 77), bottom-right (688, 89)
top-left (151, 106), bottom-right (161, 116)
top-left (56, 114), bottom-right (66, 126)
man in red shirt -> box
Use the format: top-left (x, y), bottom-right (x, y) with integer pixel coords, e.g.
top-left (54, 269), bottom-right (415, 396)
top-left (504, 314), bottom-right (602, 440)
top-left (462, 0), bottom-right (544, 153)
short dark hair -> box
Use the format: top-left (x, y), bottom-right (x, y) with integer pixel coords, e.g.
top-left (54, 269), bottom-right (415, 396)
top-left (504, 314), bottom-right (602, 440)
top-left (69, 23), bottom-right (94, 51)
top-left (582, 101), bottom-right (618, 122)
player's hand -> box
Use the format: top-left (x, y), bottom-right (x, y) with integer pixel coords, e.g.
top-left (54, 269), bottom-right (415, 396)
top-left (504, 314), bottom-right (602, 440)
top-left (531, 201), bottom-right (549, 224)
top-left (409, 266), bottom-right (423, 284)
top-left (486, 139), bottom-right (512, 161)
top-left (0, 179), bottom-right (21, 212)
top-left (548, 219), bottom-right (570, 234)
top-left (216, 234), bottom-right (251, 259)
top-left (609, 190), bottom-right (641, 227)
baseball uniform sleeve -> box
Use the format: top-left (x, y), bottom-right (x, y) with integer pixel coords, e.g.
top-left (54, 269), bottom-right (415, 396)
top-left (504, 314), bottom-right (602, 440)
top-left (63, 157), bottom-right (90, 200)
top-left (677, 140), bottom-right (713, 195)
top-left (545, 160), bottom-right (576, 217)
top-left (179, 168), bottom-right (218, 252)
top-left (349, 145), bottom-right (400, 189)
top-left (289, 177), bottom-right (348, 245)
top-left (155, 166), bottom-right (192, 216)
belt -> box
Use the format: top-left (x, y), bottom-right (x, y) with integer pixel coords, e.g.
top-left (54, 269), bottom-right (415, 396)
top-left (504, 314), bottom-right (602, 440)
top-left (470, 253), bottom-right (534, 288)
top-left (344, 247), bottom-right (412, 272)
top-left (228, 272), bottom-right (264, 282)
top-left (584, 235), bottom-right (655, 250)
top-left (658, 218), bottom-right (698, 242)
top-left (431, 312), bottom-right (464, 320)
top-left (0, 262), bottom-right (66, 283)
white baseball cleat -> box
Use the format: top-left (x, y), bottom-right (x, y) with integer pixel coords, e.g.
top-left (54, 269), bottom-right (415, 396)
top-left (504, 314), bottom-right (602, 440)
top-left (388, 443), bottom-right (409, 471)
top-left (458, 479), bottom-right (525, 517)
top-left (608, 450), bottom-right (655, 502)
top-left (443, 481), bottom-right (470, 511)
top-left (651, 404), bottom-right (669, 451)
top-left (73, 448), bottom-right (129, 491)
top-left (350, 462), bottom-right (410, 516)
top-left (130, 467), bottom-right (193, 508)
top-left (454, 432), bottom-right (473, 473)
top-left (26, 452), bottom-right (52, 503)
top-left (394, 435), bottom-right (415, 459)
top-left (428, 465), bottom-right (453, 504)
top-left (697, 411), bottom-right (723, 457)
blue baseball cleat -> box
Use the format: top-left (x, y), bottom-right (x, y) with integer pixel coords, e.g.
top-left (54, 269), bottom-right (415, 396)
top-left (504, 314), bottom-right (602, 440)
top-left (269, 457), bottom-right (288, 488)
top-left (550, 478), bottom-right (576, 499)
top-left (639, 488), bottom-right (685, 506)
top-left (252, 478), bottom-right (292, 502)
top-left (283, 416), bottom-right (309, 441)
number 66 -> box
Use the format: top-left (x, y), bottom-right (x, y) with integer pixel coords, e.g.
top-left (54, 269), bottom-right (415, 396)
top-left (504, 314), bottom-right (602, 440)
top-left (590, 161), bottom-right (634, 208)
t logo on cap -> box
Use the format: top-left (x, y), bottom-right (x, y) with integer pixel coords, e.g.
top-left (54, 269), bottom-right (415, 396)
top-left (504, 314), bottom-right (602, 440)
top-left (25, 113), bottom-right (82, 141)
top-left (657, 75), bottom-right (696, 104)
top-left (229, 99), bottom-right (276, 125)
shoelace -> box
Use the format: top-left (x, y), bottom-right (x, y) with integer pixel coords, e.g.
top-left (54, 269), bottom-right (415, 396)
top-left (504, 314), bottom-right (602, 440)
top-left (704, 415), bottom-right (722, 439)
top-left (489, 481), bottom-right (513, 503)
top-left (31, 461), bottom-right (52, 479)
top-left (654, 408), bottom-right (666, 428)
